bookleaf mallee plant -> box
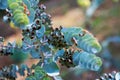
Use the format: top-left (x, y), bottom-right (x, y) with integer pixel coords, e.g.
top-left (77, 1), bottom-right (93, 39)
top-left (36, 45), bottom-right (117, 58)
top-left (0, 0), bottom-right (102, 80)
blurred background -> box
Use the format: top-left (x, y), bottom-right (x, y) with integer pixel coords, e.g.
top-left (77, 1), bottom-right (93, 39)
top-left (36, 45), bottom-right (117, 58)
top-left (0, 0), bottom-right (120, 80)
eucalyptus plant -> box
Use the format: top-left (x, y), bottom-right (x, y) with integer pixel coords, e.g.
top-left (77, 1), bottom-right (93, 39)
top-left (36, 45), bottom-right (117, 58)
top-left (0, 0), bottom-right (102, 80)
